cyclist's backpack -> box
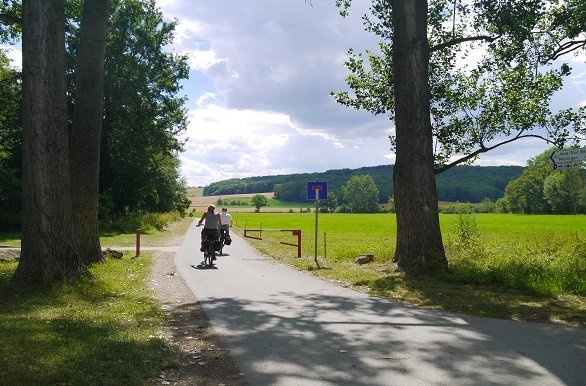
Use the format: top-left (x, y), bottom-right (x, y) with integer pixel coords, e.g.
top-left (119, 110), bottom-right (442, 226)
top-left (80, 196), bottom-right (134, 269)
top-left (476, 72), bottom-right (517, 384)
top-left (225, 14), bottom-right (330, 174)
top-left (225, 235), bottom-right (232, 245)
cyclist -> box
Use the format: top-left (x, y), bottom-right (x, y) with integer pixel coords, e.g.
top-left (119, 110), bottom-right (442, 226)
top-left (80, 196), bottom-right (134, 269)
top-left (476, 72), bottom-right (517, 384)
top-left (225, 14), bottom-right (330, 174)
top-left (196, 204), bottom-right (220, 253)
top-left (219, 207), bottom-right (232, 244)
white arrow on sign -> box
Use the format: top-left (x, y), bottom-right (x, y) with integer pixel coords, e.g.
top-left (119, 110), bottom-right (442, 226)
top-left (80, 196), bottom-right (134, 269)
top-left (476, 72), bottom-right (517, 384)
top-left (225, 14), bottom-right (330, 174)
top-left (550, 147), bottom-right (586, 164)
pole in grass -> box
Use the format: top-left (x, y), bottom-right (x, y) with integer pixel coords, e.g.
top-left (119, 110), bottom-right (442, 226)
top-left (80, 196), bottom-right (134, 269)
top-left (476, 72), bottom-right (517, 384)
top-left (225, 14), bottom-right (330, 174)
top-left (307, 181), bottom-right (327, 268)
top-left (314, 193), bottom-right (319, 267)
top-left (135, 228), bottom-right (141, 257)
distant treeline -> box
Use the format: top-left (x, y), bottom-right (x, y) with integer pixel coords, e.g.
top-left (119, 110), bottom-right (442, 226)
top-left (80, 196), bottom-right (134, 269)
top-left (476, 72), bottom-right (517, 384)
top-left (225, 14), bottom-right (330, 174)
top-left (202, 165), bottom-right (524, 203)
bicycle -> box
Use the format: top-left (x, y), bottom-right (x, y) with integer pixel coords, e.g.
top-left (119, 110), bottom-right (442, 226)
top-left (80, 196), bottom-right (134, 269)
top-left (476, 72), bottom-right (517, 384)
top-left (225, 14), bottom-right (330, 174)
top-left (218, 228), bottom-right (228, 255)
top-left (201, 234), bottom-right (217, 268)
top-left (196, 222), bottom-right (219, 268)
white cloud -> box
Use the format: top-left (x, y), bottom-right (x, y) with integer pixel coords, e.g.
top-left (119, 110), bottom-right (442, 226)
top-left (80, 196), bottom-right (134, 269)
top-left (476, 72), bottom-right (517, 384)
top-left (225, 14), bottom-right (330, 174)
top-left (187, 50), bottom-right (223, 72)
top-left (0, 44), bottom-right (21, 69)
top-left (157, 0), bottom-right (585, 186)
top-left (195, 92), bottom-right (218, 107)
top-left (178, 103), bottom-right (394, 185)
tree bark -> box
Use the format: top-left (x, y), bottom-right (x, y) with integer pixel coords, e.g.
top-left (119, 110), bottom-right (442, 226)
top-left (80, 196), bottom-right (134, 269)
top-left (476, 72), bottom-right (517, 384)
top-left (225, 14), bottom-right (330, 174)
top-left (70, 0), bottom-right (111, 265)
top-left (391, 0), bottom-right (447, 270)
top-left (12, 0), bottom-right (85, 284)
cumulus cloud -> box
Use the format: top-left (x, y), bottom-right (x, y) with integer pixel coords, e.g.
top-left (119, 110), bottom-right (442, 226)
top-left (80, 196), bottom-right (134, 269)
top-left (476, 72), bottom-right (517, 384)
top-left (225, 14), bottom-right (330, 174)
top-left (158, 0), bottom-right (586, 186)
top-left (178, 102), bottom-right (395, 186)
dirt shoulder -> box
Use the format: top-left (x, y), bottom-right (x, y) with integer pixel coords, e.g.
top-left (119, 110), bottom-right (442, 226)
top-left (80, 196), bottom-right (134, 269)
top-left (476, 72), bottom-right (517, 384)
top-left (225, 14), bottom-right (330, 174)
top-left (149, 250), bottom-right (247, 385)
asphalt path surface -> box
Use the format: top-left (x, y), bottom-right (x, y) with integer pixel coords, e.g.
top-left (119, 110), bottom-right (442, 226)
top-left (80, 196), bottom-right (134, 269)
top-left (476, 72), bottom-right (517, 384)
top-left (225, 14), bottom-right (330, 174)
top-left (175, 221), bottom-right (585, 386)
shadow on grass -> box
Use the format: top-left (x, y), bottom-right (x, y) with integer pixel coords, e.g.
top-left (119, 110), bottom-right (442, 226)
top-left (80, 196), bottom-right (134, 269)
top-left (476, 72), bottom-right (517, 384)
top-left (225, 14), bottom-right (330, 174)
top-left (368, 273), bottom-right (586, 326)
top-left (0, 262), bottom-right (178, 385)
top-left (0, 316), bottom-right (175, 385)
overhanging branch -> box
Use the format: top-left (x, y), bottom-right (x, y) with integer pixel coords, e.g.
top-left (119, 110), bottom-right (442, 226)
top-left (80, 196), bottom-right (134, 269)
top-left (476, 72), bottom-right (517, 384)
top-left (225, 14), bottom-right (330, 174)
top-left (430, 34), bottom-right (500, 53)
top-left (434, 134), bottom-right (554, 174)
top-left (548, 39), bottom-right (586, 61)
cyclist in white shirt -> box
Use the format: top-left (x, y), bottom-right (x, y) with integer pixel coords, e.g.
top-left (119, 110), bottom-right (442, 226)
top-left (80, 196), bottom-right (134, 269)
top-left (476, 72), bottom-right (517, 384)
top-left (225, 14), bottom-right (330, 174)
top-left (219, 207), bottom-right (232, 238)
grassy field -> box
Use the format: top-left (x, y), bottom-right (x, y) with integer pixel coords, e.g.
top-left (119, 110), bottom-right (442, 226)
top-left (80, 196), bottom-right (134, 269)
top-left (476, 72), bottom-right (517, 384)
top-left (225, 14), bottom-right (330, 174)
top-left (231, 212), bottom-right (586, 326)
top-left (232, 212), bottom-right (586, 258)
top-left (0, 253), bottom-right (179, 385)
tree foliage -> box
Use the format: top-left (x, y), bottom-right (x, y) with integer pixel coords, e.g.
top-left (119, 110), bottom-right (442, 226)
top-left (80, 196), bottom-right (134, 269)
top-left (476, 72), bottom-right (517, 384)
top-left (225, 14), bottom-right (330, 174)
top-left (0, 0), bottom-right (21, 42)
top-left (333, 0), bottom-right (586, 172)
top-left (0, 0), bottom-right (190, 231)
top-left (319, 192), bottom-right (338, 213)
top-left (97, 0), bottom-right (189, 217)
top-left (0, 50), bottom-right (21, 230)
top-left (342, 175), bottom-right (379, 213)
top-left (1, 0), bottom-right (187, 283)
top-left (503, 149), bottom-right (586, 214)
top-left (211, 164), bottom-right (523, 204)
top-left (543, 171), bottom-right (585, 213)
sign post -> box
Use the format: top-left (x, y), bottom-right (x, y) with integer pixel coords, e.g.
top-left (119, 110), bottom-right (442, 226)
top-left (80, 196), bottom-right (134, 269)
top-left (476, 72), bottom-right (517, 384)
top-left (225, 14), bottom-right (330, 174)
top-left (307, 181), bottom-right (327, 268)
top-left (550, 147), bottom-right (586, 170)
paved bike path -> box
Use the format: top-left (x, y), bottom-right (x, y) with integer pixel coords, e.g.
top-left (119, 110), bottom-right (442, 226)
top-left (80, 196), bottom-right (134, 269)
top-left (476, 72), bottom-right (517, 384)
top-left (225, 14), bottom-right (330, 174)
top-left (175, 221), bottom-right (585, 386)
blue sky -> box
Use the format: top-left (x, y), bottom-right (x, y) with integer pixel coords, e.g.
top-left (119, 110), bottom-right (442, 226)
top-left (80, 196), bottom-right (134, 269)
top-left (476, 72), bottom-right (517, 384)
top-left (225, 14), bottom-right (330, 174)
top-left (3, 0), bottom-right (585, 186)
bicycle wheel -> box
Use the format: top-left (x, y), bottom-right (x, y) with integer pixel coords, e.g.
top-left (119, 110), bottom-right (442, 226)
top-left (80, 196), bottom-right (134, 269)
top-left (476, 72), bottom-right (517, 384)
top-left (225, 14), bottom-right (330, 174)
top-left (219, 236), bottom-right (225, 255)
top-left (205, 243), bottom-right (215, 267)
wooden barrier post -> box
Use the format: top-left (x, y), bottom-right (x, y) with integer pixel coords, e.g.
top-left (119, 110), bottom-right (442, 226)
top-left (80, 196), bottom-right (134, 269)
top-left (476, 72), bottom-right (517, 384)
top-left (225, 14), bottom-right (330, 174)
top-left (135, 229), bottom-right (141, 257)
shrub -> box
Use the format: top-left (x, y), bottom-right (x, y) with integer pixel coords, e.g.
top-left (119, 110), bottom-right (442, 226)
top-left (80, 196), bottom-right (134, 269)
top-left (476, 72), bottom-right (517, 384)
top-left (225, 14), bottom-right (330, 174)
top-left (456, 212), bottom-right (480, 246)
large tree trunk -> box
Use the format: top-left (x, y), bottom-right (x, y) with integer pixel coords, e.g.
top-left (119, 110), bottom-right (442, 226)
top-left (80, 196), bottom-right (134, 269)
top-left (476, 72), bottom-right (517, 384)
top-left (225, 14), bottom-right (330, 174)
top-left (12, 0), bottom-right (85, 284)
top-left (70, 0), bottom-right (111, 265)
top-left (391, 0), bottom-right (447, 271)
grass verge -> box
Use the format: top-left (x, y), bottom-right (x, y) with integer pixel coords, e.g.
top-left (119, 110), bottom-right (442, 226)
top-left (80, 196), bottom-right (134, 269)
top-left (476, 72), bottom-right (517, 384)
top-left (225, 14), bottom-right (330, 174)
top-left (0, 253), bottom-right (180, 385)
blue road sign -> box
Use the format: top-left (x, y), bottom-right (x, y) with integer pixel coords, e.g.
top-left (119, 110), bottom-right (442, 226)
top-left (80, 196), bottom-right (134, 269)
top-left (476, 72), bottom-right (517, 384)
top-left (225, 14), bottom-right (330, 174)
top-left (307, 181), bottom-right (328, 200)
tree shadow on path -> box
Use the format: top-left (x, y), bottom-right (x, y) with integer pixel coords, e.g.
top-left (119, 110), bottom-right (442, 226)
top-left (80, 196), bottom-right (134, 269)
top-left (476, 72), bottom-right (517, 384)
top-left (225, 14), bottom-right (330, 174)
top-left (187, 292), bottom-right (585, 385)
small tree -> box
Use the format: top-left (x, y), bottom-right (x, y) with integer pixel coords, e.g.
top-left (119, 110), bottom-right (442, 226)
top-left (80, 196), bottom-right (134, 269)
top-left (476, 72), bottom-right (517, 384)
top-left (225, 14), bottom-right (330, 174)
top-left (251, 194), bottom-right (268, 212)
top-left (326, 192), bottom-right (338, 212)
top-left (476, 198), bottom-right (496, 213)
top-left (319, 192), bottom-right (338, 213)
top-left (387, 195), bottom-right (396, 213)
top-left (494, 197), bottom-right (509, 213)
top-left (342, 175), bottom-right (379, 213)
top-left (543, 171), bottom-right (585, 214)
top-left (502, 149), bottom-right (586, 214)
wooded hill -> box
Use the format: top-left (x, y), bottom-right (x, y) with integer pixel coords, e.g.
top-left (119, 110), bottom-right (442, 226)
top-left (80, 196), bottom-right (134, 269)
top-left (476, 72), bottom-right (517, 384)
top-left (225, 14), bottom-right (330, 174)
top-left (203, 165), bottom-right (524, 203)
